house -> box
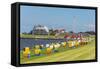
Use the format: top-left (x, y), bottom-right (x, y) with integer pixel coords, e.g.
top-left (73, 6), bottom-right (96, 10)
top-left (32, 25), bottom-right (49, 35)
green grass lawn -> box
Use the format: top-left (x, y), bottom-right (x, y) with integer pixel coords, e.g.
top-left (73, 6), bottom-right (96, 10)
top-left (20, 34), bottom-right (65, 39)
top-left (20, 39), bottom-right (95, 64)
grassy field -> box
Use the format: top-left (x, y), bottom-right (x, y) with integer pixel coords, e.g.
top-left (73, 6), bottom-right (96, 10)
top-left (20, 34), bottom-right (65, 39)
top-left (20, 39), bottom-right (95, 64)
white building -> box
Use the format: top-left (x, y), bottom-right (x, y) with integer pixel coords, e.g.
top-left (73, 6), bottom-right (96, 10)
top-left (32, 25), bottom-right (49, 35)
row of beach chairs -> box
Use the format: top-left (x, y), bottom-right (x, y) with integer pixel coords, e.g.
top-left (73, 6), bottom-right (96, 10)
top-left (22, 37), bottom-right (94, 59)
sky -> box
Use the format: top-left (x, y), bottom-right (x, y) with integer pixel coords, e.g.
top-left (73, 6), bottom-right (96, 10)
top-left (20, 5), bottom-right (95, 33)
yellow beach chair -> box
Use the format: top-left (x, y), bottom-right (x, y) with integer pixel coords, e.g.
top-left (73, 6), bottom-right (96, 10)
top-left (75, 40), bottom-right (79, 47)
top-left (34, 49), bottom-right (41, 56)
top-left (22, 47), bottom-right (30, 59)
top-left (61, 42), bottom-right (67, 48)
top-left (68, 41), bottom-right (72, 48)
top-left (46, 47), bottom-right (52, 55)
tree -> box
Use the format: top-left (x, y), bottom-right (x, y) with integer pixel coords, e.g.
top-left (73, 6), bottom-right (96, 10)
top-left (28, 30), bottom-right (33, 34)
top-left (49, 29), bottom-right (56, 35)
top-left (22, 32), bottom-right (27, 34)
top-left (69, 31), bottom-right (74, 33)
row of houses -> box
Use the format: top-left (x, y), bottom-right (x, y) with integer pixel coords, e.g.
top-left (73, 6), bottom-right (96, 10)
top-left (31, 25), bottom-right (92, 39)
top-left (32, 25), bottom-right (65, 35)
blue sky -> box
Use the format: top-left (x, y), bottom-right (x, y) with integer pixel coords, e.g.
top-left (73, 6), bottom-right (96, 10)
top-left (20, 5), bottom-right (95, 33)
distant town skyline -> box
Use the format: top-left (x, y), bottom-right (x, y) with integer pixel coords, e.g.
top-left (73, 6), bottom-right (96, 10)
top-left (20, 5), bottom-right (95, 33)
